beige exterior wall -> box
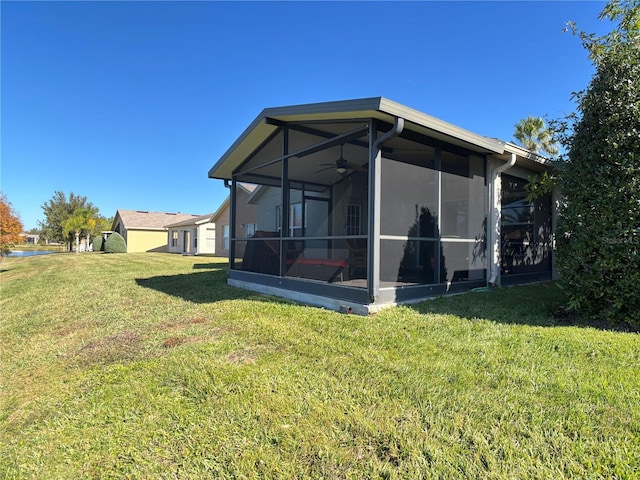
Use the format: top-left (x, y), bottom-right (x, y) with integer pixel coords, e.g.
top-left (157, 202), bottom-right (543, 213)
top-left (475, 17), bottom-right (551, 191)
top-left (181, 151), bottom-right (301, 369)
top-left (214, 203), bottom-right (230, 258)
top-left (214, 188), bottom-right (257, 259)
top-left (167, 223), bottom-right (216, 255)
top-left (126, 229), bottom-right (168, 253)
top-left (197, 223), bottom-right (216, 255)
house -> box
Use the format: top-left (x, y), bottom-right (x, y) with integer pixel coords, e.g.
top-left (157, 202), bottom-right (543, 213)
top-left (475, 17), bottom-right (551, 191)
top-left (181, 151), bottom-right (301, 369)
top-left (208, 97), bottom-right (556, 314)
top-left (209, 183), bottom-right (258, 258)
top-left (20, 233), bottom-right (40, 244)
top-left (111, 210), bottom-right (202, 253)
top-left (166, 214), bottom-right (216, 255)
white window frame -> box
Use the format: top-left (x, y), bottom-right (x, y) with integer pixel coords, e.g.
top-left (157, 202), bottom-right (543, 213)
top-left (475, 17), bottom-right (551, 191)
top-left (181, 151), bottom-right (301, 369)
top-left (223, 225), bottom-right (230, 250)
top-left (346, 204), bottom-right (361, 236)
top-left (276, 203), bottom-right (306, 237)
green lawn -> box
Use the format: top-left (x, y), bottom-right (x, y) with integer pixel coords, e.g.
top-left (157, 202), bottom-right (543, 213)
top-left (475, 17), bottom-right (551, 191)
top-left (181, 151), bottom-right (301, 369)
top-left (1, 253), bottom-right (638, 479)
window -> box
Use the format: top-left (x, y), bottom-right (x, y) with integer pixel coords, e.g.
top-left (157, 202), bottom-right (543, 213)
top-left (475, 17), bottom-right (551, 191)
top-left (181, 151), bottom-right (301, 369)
top-left (290, 203), bottom-right (303, 237)
top-left (246, 223), bottom-right (256, 237)
top-left (346, 204), bottom-right (361, 235)
top-left (171, 230), bottom-right (178, 247)
top-left (193, 229), bottom-right (197, 249)
top-left (276, 203), bottom-right (305, 237)
top-left (223, 225), bottom-right (230, 250)
top-left (500, 175), bottom-right (552, 275)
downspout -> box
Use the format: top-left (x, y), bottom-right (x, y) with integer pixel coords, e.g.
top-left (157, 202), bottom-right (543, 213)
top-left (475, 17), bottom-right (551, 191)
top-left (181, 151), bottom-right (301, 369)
top-left (368, 118), bottom-right (405, 303)
top-left (488, 153), bottom-right (516, 286)
top-left (224, 179), bottom-right (232, 271)
top-left (374, 118), bottom-right (405, 150)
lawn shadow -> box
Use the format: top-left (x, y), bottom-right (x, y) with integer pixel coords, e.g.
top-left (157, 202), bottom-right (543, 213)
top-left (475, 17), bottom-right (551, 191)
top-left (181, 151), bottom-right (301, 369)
top-left (136, 269), bottom-right (278, 304)
top-left (192, 263), bottom-right (222, 270)
top-left (407, 282), bottom-right (638, 333)
top-left (136, 269), bottom-right (245, 303)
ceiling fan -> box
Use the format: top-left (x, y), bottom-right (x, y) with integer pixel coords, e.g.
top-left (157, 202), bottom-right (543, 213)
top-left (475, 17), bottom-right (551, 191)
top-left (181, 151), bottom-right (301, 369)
top-left (316, 144), bottom-right (367, 174)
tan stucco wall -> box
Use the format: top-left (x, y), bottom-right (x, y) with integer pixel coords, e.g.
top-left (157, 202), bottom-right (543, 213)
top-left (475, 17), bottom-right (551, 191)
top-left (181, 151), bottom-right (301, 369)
top-left (213, 188), bottom-right (256, 259)
top-left (126, 230), bottom-right (168, 253)
top-left (214, 203), bottom-right (230, 257)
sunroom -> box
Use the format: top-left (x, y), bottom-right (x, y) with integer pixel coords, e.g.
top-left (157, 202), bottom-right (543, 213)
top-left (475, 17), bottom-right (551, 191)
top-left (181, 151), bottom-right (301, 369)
top-left (208, 98), bottom-right (554, 314)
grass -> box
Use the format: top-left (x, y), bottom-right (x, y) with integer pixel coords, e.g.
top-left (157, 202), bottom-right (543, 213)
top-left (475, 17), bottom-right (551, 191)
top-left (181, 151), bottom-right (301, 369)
top-left (1, 253), bottom-right (638, 479)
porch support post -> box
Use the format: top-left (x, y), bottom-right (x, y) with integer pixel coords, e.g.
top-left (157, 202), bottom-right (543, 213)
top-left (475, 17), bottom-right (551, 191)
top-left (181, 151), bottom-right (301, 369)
top-left (367, 117), bottom-right (405, 303)
top-left (367, 120), bottom-right (380, 302)
top-left (280, 127), bottom-right (290, 277)
top-left (488, 153), bottom-right (516, 286)
top-left (230, 177), bottom-right (237, 269)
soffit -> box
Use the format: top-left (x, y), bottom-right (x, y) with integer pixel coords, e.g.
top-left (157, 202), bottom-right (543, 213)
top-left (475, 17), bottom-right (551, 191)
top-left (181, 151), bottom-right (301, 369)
top-left (499, 143), bottom-right (555, 172)
top-left (208, 97), bottom-right (508, 181)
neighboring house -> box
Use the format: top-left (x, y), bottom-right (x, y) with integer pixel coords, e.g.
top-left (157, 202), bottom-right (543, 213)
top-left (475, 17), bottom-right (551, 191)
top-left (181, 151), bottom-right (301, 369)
top-left (111, 210), bottom-right (202, 253)
top-left (166, 214), bottom-right (216, 255)
top-left (210, 183), bottom-right (257, 258)
top-left (208, 97), bottom-right (556, 314)
top-left (20, 233), bottom-right (40, 244)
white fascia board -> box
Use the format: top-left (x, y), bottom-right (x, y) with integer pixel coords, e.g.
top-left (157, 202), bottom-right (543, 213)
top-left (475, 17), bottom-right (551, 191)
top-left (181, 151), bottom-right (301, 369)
top-left (211, 196), bottom-right (230, 222)
top-left (127, 227), bottom-right (168, 232)
top-left (503, 142), bottom-right (556, 171)
top-left (208, 120), bottom-right (279, 180)
top-left (378, 98), bottom-right (505, 154)
top-left (208, 97), bottom-right (509, 180)
top-left (208, 98), bottom-right (384, 180)
top-left (503, 142), bottom-right (552, 164)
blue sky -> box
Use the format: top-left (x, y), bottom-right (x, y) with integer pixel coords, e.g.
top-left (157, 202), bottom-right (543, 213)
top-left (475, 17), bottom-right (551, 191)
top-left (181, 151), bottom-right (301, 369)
top-left (2, 1), bottom-right (609, 230)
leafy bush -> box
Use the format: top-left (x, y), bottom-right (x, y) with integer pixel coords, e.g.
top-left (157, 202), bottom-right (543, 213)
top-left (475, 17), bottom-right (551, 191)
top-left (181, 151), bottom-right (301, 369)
top-left (557, 2), bottom-right (640, 327)
top-left (104, 232), bottom-right (127, 254)
top-left (92, 235), bottom-right (104, 252)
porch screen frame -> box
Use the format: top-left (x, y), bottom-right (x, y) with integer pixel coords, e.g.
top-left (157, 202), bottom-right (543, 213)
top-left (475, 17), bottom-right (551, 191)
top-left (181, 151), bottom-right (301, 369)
top-left (230, 119), bottom-right (374, 291)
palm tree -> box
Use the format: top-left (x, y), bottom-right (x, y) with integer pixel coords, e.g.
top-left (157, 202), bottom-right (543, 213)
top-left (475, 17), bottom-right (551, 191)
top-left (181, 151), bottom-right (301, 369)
top-left (63, 207), bottom-right (99, 253)
top-left (513, 116), bottom-right (558, 157)
top-left (63, 214), bottom-right (84, 254)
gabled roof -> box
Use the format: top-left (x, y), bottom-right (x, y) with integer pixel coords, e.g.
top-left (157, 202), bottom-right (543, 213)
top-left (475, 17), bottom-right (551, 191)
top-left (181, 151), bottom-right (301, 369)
top-left (211, 198), bottom-right (229, 223)
top-left (113, 210), bottom-right (202, 231)
top-left (165, 213), bottom-right (215, 228)
top-left (210, 182), bottom-right (257, 222)
top-left (208, 97), bottom-right (518, 180)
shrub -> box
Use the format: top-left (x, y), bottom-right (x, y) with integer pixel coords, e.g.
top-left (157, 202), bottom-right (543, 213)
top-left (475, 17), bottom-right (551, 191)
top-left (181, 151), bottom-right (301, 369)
top-left (92, 235), bottom-right (104, 252)
top-left (557, 2), bottom-right (640, 328)
top-left (104, 232), bottom-right (127, 253)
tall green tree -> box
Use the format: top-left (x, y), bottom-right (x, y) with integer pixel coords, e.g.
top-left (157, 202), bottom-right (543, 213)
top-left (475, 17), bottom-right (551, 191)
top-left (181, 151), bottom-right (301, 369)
top-left (557, 0), bottom-right (640, 326)
top-left (90, 216), bottom-right (111, 245)
top-left (39, 192), bottom-right (94, 250)
top-left (513, 116), bottom-right (559, 156)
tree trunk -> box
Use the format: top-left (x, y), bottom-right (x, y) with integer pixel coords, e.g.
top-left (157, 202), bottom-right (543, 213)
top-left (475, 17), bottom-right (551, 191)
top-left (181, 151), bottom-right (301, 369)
top-left (75, 230), bottom-right (80, 254)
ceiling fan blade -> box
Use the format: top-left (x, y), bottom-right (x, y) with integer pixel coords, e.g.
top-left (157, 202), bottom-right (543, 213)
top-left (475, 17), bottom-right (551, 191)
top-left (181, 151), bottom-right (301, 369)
top-left (314, 166), bottom-right (335, 174)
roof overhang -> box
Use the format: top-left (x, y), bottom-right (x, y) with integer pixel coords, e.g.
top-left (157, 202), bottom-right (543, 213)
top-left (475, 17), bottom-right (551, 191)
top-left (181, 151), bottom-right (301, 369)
top-left (500, 142), bottom-right (555, 173)
top-left (127, 227), bottom-right (168, 232)
top-left (165, 215), bottom-right (214, 228)
top-left (208, 97), bottom-right (511, 181)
